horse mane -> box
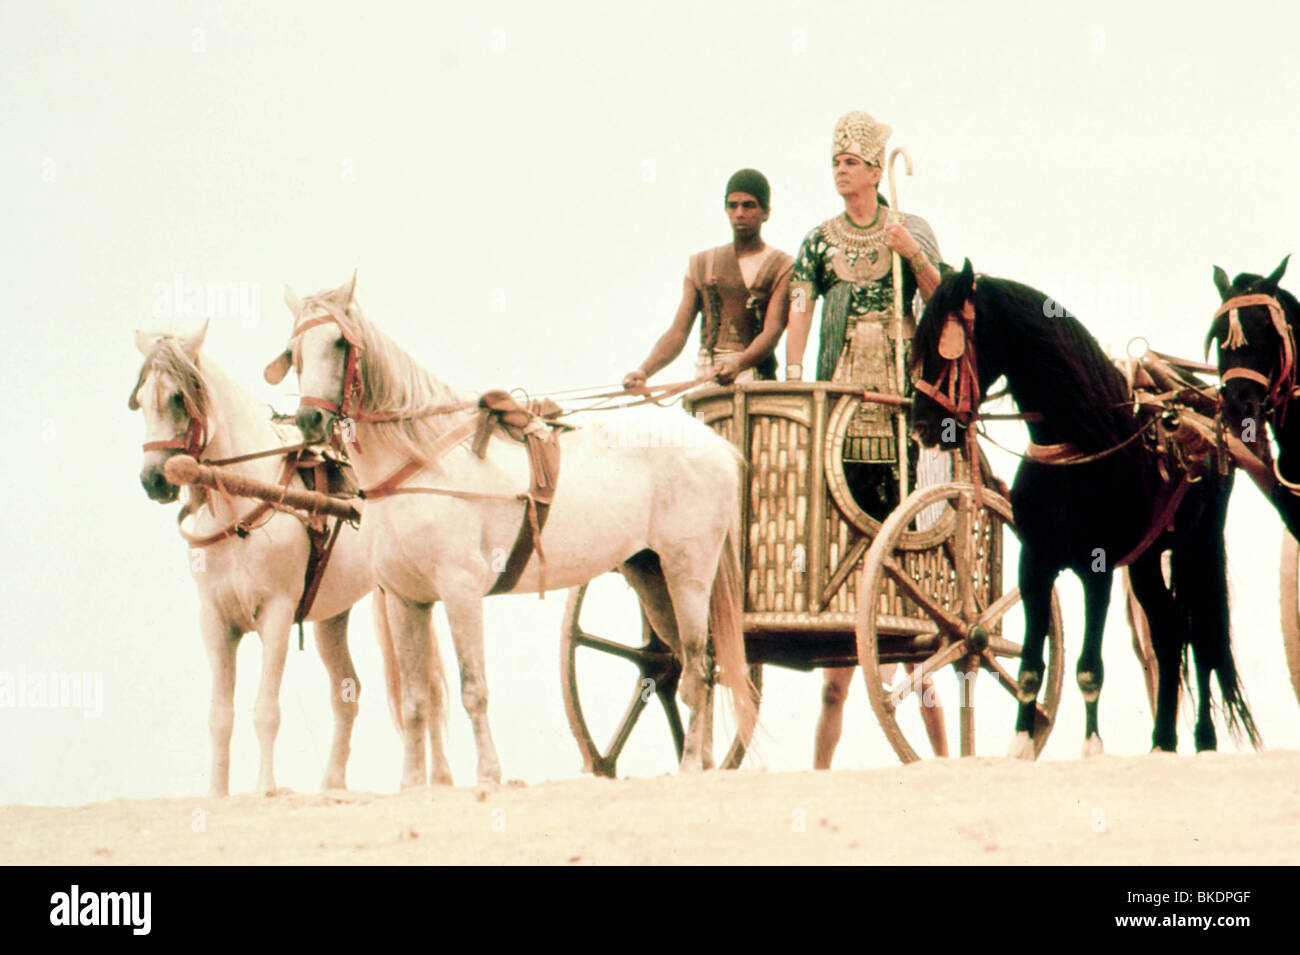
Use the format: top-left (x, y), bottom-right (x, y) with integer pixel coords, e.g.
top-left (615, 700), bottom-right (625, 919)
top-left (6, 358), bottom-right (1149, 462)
top-left (918, 272), bottom-right (1137, 454)
top-left (295, 288), bottom-right (476, 470)
top-left (130, 337), bottom-right (207, 422)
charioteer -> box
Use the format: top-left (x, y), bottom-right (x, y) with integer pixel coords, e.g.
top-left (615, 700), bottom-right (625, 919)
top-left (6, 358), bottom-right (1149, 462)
top-left (623, 168), bottom-right (794, 389)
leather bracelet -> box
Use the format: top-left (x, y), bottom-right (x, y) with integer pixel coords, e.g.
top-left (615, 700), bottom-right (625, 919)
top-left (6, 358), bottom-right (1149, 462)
top-left (909, 251), bottom-right (930, 272)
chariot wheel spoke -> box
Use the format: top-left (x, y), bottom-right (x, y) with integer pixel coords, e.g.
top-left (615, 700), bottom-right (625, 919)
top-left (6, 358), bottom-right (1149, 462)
top-left (570, 629), bottom-right (668, 667)
top-left (976, 588), bottom-right (1021, 633)
top-left (986, 636), bottom-right (1024, 657)
top-left (602, 683), bottom-right (652, 766)
top-left (980, 647), bottom-right (1023, 697)
top-left (886, 639), bottom-right (969, 712)
top-left (882, 556), bottom-right (968, 638)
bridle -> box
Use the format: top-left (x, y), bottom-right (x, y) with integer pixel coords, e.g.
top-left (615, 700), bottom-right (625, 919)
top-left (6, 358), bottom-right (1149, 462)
top-left (286, 305), bottom-right (476, 453)
top-left (138, 371), bottom-right (210, 461)
top-left (291, 308), bottom-right (366, 436)
top-left (1214, 292), bottom-right (1297, 415)
top-left (912, 297), bottom-right (981, 428)
top-left (142, 411), bottom-right (208, 459)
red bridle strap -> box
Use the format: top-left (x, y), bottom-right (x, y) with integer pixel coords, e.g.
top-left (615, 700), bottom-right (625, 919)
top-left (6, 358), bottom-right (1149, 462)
top-left (288, 309), bottom-right (480, 454)
top-left (142, 413), bottom-right (208, 459)
top-left (913, 300), bottom-right (980, 426)
top-left (914, 298), bottom-right (985, 507)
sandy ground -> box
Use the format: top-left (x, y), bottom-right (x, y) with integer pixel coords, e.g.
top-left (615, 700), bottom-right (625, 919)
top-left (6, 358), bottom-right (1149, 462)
top-left (3, 750), bottom-right (1298, 866)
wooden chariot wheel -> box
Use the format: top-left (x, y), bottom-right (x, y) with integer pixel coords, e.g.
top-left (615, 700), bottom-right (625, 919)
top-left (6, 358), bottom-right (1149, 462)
top-left (560, 576), bottom-right (762, 777)
top-left (856, 481), bottom-right (1065, 762)
top-left (1280, 533), bottom-right (1300, 708)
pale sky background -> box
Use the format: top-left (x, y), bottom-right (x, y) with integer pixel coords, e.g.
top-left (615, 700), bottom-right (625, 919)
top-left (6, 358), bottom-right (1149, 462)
top-left (3, 1), bottom-right (1298, 805)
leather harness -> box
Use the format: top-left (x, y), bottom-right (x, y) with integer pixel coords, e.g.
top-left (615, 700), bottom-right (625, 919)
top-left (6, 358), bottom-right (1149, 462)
top-left (289, 310), bottom-right (568, 596)
top-left (914, 293), bottom-right (1212, 569)
top-left (144, 377), bottom-right (351, 632)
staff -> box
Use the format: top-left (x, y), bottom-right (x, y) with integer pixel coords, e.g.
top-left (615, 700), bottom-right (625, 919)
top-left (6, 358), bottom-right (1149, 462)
top-left (888, 146), bottom-right (914, 499)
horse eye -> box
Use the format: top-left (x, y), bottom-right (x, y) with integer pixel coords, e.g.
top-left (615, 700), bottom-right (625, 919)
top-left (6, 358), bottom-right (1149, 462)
top-left (170, 393), bottom-right (185, 408)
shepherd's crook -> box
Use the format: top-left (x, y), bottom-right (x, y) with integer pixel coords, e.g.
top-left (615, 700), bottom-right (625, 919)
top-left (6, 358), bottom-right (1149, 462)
top-left (888, 146), bottom-right (914, 498)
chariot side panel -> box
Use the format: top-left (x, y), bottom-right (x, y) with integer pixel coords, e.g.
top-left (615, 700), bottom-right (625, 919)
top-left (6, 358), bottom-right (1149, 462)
top-left (685, 382), bottom-right (1001, 652)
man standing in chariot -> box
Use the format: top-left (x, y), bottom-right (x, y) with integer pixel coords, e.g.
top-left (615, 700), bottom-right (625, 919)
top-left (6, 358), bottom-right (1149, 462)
top-left (623, 169), bottom-right (794, 389)
top-left (786, 110), bottom-right (948, 765)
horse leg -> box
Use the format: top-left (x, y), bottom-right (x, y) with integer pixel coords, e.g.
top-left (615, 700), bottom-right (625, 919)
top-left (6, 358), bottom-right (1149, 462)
top-left (441, 591), bottom-right (502, 785)
top-left (1077, 567), bottom-right (1113, 757)
top-left (200, 607), bottom-right (239, 798)
top-left (657, 564), bottom-right (714, 773)
top-left (426, 615), bottom-right (454, 785)
top-left (252, 600), bottom-right (295, 795)
top-left (1128, 550), bottom-right (1180, 752)
top-left (1009, 545), bottom-right (1058, 760)
top-left (384, 595), bottom-right (440, 789)
top-left (620, 555), bottom-right (708, 763)
top-left (312, 609), bottom-right (358, 790)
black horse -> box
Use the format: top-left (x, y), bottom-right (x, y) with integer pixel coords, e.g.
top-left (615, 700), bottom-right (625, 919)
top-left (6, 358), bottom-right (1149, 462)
top-left (1207, 256), bottom-right (1300, 537)
top-left (911, 260), bottom-right (1257, 755)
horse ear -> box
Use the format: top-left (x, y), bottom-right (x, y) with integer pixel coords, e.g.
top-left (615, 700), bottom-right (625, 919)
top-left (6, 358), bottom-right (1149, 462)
top-left (264, 348), bottom-right (292, 385)
top-left (134, 329), bottom-right (163, 356)
top-left (1264, 255), bottom-right (1290, 291)
top-left (178, 320), bottom-right (209, 361)
top-left (284, 285), bottom-right (302, 317)
top-left (339, 269), bottom-right (357, 303)
top-left (1212, 266), bottom-right (1232, 301)
top-left (959, 258), bottom-right (975, 293)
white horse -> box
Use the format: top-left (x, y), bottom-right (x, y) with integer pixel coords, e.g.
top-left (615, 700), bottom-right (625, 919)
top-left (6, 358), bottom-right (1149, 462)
top-left (268, 276), bottom-right (755, 787)
top-left (131, 323), bottom-right (425, 796)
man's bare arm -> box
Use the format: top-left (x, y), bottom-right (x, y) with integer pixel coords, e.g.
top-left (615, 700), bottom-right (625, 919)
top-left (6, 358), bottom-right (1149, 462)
top-left (623, 276), bottom-right (699, 389)
top-left (784, 279), bottom-right (815, 379)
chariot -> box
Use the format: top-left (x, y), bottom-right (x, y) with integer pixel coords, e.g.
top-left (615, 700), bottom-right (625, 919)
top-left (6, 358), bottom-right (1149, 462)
top-left (559, 381), bottom-right (1067, 773)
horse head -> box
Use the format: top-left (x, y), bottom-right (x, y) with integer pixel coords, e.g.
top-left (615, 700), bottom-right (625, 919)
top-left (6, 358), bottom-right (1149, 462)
top-left (130, 321), bottom-right (210, 502)
top-left (1208, 255), bottom-right (1293, 435)
top-left (910, 259), bottom-right (998, 449)
top-left (268, 272), bottom-right (358, 446)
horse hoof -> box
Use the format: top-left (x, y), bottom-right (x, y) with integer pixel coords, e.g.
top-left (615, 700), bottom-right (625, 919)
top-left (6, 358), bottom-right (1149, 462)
top-left (1007, 732), bottom-right (1035, 760)
top-left (1016, 671), bottom-right (1041, 703)
top-left (1082, 734), bottom-right (1104, 757)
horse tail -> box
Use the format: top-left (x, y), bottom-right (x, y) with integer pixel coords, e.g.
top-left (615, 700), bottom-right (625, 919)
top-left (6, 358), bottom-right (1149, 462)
top-left (1172, 483), bottom-right (1261, 750)
top-left (371, 587), bottom-right (404, 733)
top-left (1120, 567), bottom-right (1158, 719)
top-left (708, 508), bottom-right (757, 747)
top-left (1210, 631), bottom-right (1261, 749)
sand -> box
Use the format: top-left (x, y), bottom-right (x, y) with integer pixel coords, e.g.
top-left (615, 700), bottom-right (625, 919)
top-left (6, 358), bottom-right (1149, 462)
top-left (4, 750), bottom-right (1298, 866)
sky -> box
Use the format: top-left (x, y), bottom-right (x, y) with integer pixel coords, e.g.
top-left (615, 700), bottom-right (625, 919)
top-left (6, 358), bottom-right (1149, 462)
top-left (2, 0), bottom-right (1298, 805)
